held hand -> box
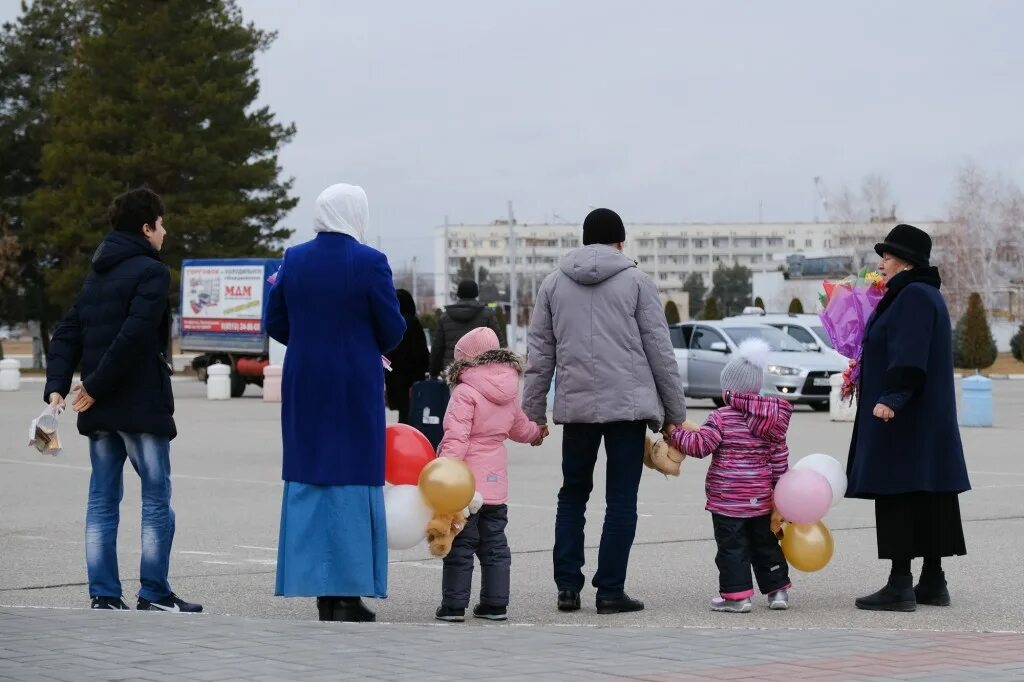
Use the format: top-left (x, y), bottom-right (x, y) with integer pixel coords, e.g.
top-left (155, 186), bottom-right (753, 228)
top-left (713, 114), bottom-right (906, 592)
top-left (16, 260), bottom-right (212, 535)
top-left (872, 403), bottom-right (894, 422)
top-left (49, 392), bottom-right (65, 410)
top-left (848, 359), bottom-right (858, 369)
top-left (531, 425), bottom-right (549, 446)
top-left (770, 507), bottom-right (784, 536)
top-left (70, 383), bottom-right (96, 413)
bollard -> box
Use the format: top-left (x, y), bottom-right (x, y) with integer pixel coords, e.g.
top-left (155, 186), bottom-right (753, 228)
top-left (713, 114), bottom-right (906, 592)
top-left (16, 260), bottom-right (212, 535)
top-left (207, 363), bottom-right (231, 401)
top-left (0, 358), bottom-right (20, 391)
top-left (263, 364), bottom-right (282, 403)
top-left (959, 374), bottom-right (992, 427)
top-left (829, 372), bottom-right (856, 422)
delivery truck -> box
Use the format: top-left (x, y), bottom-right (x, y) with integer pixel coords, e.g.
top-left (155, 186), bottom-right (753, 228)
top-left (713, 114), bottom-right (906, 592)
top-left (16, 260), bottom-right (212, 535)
top-left (180, 258), bottom-right (280, 397)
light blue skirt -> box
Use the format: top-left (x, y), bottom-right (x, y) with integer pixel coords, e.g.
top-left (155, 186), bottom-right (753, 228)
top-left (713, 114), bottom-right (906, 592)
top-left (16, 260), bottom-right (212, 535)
top-left (275, 482), bottom-right (388, 598)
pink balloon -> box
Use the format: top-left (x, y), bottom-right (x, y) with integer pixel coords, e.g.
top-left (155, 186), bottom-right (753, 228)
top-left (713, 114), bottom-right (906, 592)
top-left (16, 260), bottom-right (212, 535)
top-left (774, 469), bottom-right (832, 524)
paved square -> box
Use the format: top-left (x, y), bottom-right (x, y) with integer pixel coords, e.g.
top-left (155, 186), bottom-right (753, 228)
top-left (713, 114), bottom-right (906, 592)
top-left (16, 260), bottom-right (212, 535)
top-left (2, 377), bottom-right (1023, 679)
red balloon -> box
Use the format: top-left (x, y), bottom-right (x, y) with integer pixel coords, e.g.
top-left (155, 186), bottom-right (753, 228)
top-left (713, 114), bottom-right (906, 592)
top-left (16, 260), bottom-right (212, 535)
top-left (385, 424), bottom-right (436, 485)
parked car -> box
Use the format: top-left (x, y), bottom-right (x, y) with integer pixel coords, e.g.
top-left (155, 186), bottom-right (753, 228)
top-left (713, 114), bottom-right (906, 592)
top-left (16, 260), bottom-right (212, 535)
top-left (724, 312), bottom-right (846, 360)
top-left (0, 326), bottom-right (11, 341)
top-left (669, 320), bottom-right (846, 411)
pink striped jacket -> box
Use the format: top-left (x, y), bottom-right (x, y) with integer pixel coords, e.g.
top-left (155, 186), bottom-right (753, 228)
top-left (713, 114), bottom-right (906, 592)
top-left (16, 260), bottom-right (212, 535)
top-left (669, 392), bottom-right (792, 518)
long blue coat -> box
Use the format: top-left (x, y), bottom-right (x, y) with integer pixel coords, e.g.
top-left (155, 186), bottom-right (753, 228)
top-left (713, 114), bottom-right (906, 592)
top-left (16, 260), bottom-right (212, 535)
top-left (846, 267), bottom-right (971, 499)
top-left (264, 233), bottom-right (406, 486)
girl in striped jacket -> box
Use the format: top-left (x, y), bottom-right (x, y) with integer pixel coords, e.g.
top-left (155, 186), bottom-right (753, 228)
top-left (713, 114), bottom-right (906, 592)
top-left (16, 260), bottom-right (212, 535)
top-left (668, 338), bottom-right (794, 613)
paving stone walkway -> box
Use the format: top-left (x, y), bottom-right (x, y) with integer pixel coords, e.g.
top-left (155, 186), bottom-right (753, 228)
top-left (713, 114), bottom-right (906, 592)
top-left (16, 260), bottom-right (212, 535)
top-left (2, 607), bottom-right (1023, 681)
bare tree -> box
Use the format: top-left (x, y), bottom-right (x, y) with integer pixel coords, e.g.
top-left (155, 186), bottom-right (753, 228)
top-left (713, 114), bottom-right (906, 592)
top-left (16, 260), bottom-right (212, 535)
top-left (939, 161), bottom-right (1024, 318)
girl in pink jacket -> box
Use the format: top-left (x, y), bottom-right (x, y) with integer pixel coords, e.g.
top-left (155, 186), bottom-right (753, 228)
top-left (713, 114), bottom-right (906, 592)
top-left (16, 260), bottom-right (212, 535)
top-left (434, 327), bottom-right (543, 623)
top-left (668, 338), bottom-right (793, 614)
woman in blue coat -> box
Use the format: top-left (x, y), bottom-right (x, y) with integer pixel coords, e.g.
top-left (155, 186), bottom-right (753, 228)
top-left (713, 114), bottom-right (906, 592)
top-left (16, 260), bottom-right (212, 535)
top-left (846, 224), bottom-right (970, 612)
top-left (264, 183), bottom-right (406, 622)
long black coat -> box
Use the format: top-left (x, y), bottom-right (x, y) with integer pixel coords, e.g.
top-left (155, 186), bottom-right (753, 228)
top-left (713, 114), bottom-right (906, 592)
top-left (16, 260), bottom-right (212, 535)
top-left (846, 267), bottom-right (971, 499)
top-left (385, 291), bottom-right (430, 412)
top-left (45, 231), bottom-right (176, 439)
top-left (429, 299), bottom-right (505, 376)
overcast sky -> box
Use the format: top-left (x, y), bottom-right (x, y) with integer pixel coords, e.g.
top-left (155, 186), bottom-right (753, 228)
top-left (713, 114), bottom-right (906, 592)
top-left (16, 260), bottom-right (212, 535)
top-left (5, 1), bottom-right (1023, 268)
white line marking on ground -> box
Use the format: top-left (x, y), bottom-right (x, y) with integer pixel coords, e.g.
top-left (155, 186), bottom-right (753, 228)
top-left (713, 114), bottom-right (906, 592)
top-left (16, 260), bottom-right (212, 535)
top-left (243, 559), bottom-right (277, 565)
top-left (968, 470), bottom-right (1024, 477)
top-left (177, 551), bottom-right (229, 556)
top-left (390, 561), bottom-right (442, 571)
top-left (201, 560), bottom-right (243, 566)
top-left (0, 458), bottom-right (280, 487)
top-left (235, 545), bottom-right (278, 551)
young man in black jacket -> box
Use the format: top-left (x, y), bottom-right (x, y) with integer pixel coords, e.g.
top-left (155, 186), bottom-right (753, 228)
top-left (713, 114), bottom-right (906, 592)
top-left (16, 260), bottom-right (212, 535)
top-left (429, 279), bottom-right (506, 377)
top-left (45, 188), bottom-right (201, 613)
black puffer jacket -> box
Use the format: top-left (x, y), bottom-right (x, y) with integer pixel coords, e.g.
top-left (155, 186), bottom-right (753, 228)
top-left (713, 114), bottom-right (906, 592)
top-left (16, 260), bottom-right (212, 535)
top-left (429, 299), bottom-right (505, 376)
top-left (44, 231), bottom-right (176, 439)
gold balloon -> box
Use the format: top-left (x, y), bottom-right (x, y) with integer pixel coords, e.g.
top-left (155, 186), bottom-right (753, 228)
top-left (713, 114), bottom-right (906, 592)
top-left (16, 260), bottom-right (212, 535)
top-left (418, 458), bottom-right (476, 513)
top-left (780, 521), bottom-right (834, 572)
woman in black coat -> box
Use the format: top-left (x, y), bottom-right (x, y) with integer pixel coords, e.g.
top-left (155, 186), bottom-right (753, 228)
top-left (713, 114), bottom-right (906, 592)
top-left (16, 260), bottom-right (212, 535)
top-left (846, 224), bottom-right (971, 612)
top-left (385, 289), bottom-right (430, 423)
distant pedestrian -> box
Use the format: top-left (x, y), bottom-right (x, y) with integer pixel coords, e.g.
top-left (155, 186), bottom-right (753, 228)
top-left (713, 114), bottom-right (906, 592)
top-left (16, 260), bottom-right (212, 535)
top-left (385, 289), bottom-right (430, 424)
top-left (265, 183), bottom-right (406, 622)
top-left (433, 327), bottom-right (544, 623)
top-left (667, 339), bottom-right (793, 614)
top-left (45, 187), bottom-right (202, 613)
top-left (522, 207), bottom-right (686, 615)
top-left (429, 279), bottom-right (505, 377)
top-left (847, 224), bottom-right (970, 612)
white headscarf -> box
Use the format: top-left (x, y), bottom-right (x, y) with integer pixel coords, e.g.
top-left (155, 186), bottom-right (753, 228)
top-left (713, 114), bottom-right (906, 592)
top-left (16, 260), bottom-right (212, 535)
top-left (313, 183), bottom-right (368, 243)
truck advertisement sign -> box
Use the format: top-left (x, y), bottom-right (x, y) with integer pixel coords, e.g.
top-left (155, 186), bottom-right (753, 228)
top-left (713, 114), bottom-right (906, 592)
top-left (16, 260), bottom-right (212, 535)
top-left (182, 264), bottom-right (265, 334)
top-left (179, 259), bottom-right (279, 354)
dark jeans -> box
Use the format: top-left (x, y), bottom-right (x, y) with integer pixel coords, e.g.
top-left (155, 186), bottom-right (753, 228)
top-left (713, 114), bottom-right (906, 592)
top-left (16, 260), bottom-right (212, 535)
top-left (711, 513), bottom-right (790, 599)
top-left (441, 504), bottom-right (511, 609)
top-left (553, 421), bottom-right (646, 600)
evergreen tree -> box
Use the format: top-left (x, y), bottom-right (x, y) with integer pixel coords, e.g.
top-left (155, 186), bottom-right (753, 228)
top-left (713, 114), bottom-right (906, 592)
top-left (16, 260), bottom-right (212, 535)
top-left (754, 296), bottom-right (765, 311)
top-left (682, 272), bottom-right (706, 319)
top-left (958, 292), bottom-right (997, 370)
top-left (23, 0), bottom-right (297, 316)
top-left (701, 296), bottom-right (722, 321)
top-left (1010, 323), bottom-right (1023, 363)
top-left (664, 300), bottom-right (681, 324)
top-left (0, 0), bottom-right (91, 333)
top-left (788, 297), bottom-right (805, 314)
top-left (710, 262), bottom-right (753, 316)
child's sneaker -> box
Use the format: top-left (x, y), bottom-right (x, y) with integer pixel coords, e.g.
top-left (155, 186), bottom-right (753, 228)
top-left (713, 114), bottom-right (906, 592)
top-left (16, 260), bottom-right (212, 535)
top-left (473, 603), bottom-right (507, 621)
top-left (434, 605), bottom-right (465, 622)
top-left (768, 589), bottom-right (789, 610)
top-left (710, 596), bottom-right (752, 613)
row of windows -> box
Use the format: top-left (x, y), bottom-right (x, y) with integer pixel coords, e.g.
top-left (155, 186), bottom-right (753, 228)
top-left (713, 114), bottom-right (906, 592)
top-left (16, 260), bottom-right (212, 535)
top-left (448, 237), bottom-right (821, 251)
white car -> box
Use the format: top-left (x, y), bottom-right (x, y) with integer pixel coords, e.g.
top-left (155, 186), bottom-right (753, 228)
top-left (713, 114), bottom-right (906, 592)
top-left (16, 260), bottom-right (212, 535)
top-left (669, 320), bottom-right (847, 411)
top-left (723, 312), bottom-right (846, 361)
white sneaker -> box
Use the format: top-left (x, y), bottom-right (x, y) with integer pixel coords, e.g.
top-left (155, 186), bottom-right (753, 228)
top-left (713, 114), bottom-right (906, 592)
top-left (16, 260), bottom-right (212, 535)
top-left (768, 589), bottom-right (789, 610)
top-left (710, 596), bottom-right (752, 613)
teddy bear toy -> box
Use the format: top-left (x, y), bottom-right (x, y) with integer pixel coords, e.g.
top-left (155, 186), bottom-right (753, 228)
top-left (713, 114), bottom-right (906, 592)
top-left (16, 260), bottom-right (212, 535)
top-left (426, 491), bottom-right (485, 558)
top-left (643, 420), bottom-right (699, 477)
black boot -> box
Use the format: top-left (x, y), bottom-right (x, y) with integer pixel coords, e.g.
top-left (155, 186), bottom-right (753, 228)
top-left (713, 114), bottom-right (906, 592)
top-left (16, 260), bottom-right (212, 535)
top-left (855, 575), bottom-right (916, 612)
top-left (915, 570), bottom-right (951, 606)
top-left (596, 593), bottom-right (645, 615)
top-left (557, 590), bottom-right (581, 612)
top-left (333, 597), bottom-right (376, 622)
top-left (316, 597), bottom-right (336, 622)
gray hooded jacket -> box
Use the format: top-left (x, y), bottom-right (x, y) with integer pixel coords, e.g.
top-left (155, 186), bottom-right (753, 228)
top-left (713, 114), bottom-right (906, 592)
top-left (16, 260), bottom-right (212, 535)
top-left (522, 245), bottom-right (686, 429)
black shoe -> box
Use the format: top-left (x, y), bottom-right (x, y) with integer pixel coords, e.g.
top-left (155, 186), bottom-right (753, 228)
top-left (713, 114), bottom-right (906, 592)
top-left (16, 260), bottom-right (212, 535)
top-left (596, 593), bottom-right (645, 615)
top-left (317, 597), bottom-right (336, 622)
top-left (557, 590), bottom-right (581, 612)
top-left (137, 592), bottom-right (203, 613)
top-left (915, 571), bottom-right (951, 606)
top-left (333, 597), bottom-right (375, 622)
top-left (91, 596), bottom-right (129, 610)
top-left (855, 575), bottom-right (916, 612)
top-left (473, 603), bottom-right (507, 621)
top-left (435, 605), bottom-right (466, 622)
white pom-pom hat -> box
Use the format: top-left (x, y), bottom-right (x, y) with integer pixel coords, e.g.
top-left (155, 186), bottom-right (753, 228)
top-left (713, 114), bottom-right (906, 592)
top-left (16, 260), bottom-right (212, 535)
top-left (720, 337), bottom-right (770, 395)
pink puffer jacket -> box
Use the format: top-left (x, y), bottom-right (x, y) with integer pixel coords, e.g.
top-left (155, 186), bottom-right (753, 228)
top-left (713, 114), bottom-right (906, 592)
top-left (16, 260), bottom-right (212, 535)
top-left (437, 350), bottom-right (542, 504)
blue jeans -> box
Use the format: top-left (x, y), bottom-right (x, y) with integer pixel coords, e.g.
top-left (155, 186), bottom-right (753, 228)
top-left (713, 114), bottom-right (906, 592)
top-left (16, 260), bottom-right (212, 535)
top-left (553, 421), bottom-right (646, 600)
top-left (87, 432), bottom-right (175, 602)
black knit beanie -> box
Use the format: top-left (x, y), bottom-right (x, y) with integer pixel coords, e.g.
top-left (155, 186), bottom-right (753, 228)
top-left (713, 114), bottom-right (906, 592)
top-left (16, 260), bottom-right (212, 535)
top-left (457, 279), bottom-right (479, 299)
top-left (582, 208), bottom-right (626, 246)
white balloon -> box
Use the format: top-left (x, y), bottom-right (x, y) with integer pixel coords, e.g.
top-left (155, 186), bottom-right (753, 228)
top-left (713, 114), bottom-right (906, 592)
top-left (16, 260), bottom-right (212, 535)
top-left (384, 485), bottom-right (432, 550)
top-left (794, 453), bottom-right (847, 506)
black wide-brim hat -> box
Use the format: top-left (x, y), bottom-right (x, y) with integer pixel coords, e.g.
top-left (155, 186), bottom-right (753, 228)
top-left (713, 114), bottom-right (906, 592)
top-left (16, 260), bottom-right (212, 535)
top-left (874, 223), bottom-right (931, 266)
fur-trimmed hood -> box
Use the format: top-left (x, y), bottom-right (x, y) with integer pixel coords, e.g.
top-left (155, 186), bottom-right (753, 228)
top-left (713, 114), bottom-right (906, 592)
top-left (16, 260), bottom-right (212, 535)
top-left (446, 349), bottom-right (524, 406)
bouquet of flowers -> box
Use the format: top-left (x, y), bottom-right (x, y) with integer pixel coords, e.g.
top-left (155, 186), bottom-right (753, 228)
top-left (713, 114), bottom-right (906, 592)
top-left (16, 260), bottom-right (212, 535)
top-left (267, 266), bottom-right (393, 372)
top-left (817, 267), bottom-right (886, 403)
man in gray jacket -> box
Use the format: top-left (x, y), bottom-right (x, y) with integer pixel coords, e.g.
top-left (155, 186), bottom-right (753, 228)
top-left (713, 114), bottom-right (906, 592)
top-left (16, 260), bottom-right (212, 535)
top-left (522, 208), bottom-right (686, 615)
